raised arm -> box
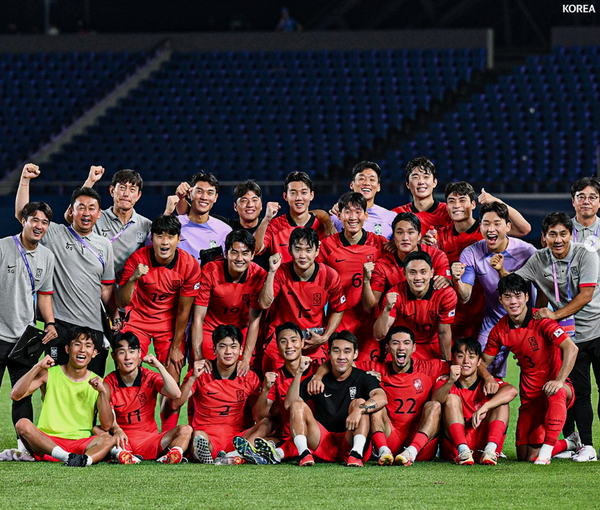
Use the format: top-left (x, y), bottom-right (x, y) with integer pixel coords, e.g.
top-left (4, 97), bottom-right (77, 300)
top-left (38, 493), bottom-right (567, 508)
top-left (15, 163), bottom-right (39, 221)
top-left (144, 353), bottom-right (181, 400)
top-left (11, 355), bottom-right (52, 401)
top-left (254, 202), bottom-right (280, 255)
top-left (361, 262), bottom-right (381, 313)
top-left (258, 253), bottom-right (281, 309)
top-left (284, 356), bottom-right (312, 410)
top-left (478, 188), bottom-right (531, 237)
top-left (239, 308), bottom-right (262, 376)
top-left (451, 262), bottom-right (473, 304)
top-left (64, 166), bottom-right (105, 222)
top-left (373, 292), bottom-right (397, 341)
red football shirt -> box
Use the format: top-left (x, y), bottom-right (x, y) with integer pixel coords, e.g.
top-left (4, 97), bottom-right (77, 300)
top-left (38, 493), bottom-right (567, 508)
top-left (485, 307), bottom-right (570, 404)
top-left (184, 362), bottom-right (261, 432)
top-left (194, 259), bottom-right (266, 357)
top-left (262, 213), bottom-right (326, 264)
top-left (318, 230), bottom-right (386, 358)
top-left (386, 281), bottom-right (457, 358)
top-left (104, 368), bottom-right (164, 436)
top-left (358, 358), bottom-right (448, 430)
top-left (437, 221), bottom-right (484, 336)
top-left (120, 247), bottom-right (201, 332)
top-left (433, 376), bottom-right (505, 421)
top-left (392, 200), bottom-right (452, 235)
top-left (370, 244), bottom-right (451, 295)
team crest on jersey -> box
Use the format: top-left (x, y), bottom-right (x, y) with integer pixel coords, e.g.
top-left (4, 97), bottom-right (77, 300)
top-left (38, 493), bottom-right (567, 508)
top-left (571, 266), bottom-right (579, 277)
top-left (313, 293), bottom-right (322, 306)
top-left (209, 240), bottom-right (218, 248)
top-left (527, 336), bottom-right (539, 351)
top-left (448, 310), bottom-right (455, 317)
top-left (242, 293), bottom-right (250, 305)
top-left (349, 386), bottom-right (357, 400)
top-left (374, 224), bottom-right (382, 235)
top-left (136, 232), bottom-right (145, 243)
top-left (172, 279), bottom-right (181, 288)
top-left (554, 328), bottom-right (565, 338)
top-left (98, 250), bottom-right (104, 259)
top-left (35, 268), bottom-right (43, 279)
top-left (366, 254), bottom-right (374, 263)
top-left (236, 390), bottom-right (245, 402)
top-left (413, 378), bottom-right (423, 393)
top-left (138, 393), bottom-right (148, 406)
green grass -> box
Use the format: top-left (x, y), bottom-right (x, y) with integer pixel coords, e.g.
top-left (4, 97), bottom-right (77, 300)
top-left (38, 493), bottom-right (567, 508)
top-left (0, 357), bottom-right (599, 510)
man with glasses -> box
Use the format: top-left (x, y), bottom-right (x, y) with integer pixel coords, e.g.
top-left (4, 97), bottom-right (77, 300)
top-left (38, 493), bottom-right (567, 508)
top-left (571, 177), bottom-right (600, 254)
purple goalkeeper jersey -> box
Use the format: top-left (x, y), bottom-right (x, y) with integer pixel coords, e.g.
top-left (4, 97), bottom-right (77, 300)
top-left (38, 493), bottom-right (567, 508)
top-left (177, 214), bottom-right (232, 264)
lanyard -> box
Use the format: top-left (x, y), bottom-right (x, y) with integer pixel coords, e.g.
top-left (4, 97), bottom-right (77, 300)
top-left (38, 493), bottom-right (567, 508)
top-left (110, 221), bottom-right (132, 243)
top-left (552, 259), bottom-right (572, 304)
top-left (573, 224), bottom-right (599, 243)
top-left (12, 235), bottom-right (35, 296)
top-left (67, 226), bottom-right (105, 269)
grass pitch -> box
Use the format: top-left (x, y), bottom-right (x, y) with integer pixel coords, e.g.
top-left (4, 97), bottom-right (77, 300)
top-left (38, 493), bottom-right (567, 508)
top-left (0, 357), bottom-right (598, 510)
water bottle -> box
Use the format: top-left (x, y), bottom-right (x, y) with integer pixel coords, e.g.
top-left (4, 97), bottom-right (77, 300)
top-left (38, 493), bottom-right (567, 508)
top-left (214, 455), bottom-right (244, 465)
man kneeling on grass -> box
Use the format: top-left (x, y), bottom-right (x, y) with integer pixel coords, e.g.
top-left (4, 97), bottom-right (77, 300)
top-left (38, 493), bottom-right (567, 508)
top-left (104, 332), bottom-right (192, 464)
top-left (433, 337), bottom-right (517, 466)
top-left (284, 331), bottom-right (387, 467)
top-left (11, 326), bottom-right (116, 466)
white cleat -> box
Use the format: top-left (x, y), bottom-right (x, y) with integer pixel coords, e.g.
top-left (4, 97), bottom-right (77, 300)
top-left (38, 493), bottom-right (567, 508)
top-left (572, 445), bottom-right (597, 462)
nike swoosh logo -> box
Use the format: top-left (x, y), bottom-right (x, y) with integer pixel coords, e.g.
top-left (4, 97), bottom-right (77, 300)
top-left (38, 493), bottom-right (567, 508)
top-left (279, 243), bottom-right (288, 247)
top-left (447, 250), bottom-right (455, 254)
top-left (145, 282), bottom-right (156, 285)
top-left (7, 265), bottom-right (16, 269)
top-left (335, 258), bottom-right (346, 263)
top-left (287, 291), bottom-right (294, 295)
top-left (207, 391), bottom-right (218, 395)
top-left (114, 404), bottom-right (126, 408)
top-left (324, 393), bottom-right (332, 398)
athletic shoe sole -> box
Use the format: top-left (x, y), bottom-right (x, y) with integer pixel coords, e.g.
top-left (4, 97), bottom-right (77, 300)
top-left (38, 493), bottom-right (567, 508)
top-left (254, 437), bottom-right (281, 464)
top-left (233, 436), bottom-right (268, 465)
top-left (193, 435), bottom-right (214, 464)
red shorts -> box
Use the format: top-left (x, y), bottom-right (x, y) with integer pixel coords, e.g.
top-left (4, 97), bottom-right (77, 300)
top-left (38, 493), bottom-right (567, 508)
top-left (386, 423), bottom-right (438, 461)
top-left (516, 381), bottom-right (575, 447)
top-left (312, 422), bottom-right (371, 463)
top-left (121, 324), bottom-right (185, 364)
top-left (34, 432), bottom-right (96, 462)
top-left (125, 430), bottom-right (169, 460)
top-left (440, 420), bottom-right (506, 463)
top-left (262, 339), bottom-right (328, 373)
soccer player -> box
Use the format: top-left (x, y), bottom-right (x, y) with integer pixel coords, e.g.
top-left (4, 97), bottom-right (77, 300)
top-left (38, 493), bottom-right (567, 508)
top-left (434, 337), bottom-right (517, 465)
top-left (191, 229), bottom-right (265, 374)
top-left (392, 157), bottom-right (452, 235)
top-left (67, 165), bottom-right (152, 280)
top-left (259, 227), bottom-right (346, 372)
top-left (362, 212), bottom-right (451, 315)
top-left (285, 331), bottom-right (387, 466)
top-left (482, 274), bottom-right (580, 465)
top-left (451, 201), bottom-right (536, 376)
top-left (254, 171), bottom-right (327, 264)
top-left (571, 177), bottom-right (600, 251)
top-left (11, 326), bottom-right (117, 466)
top-left (329, 161), bottom-right (397, 238)
top-left (172, 325), bottom-right (262, 463)
top-left (251, 322), bottom-right (317, 463)
top-left (16, 163), bottom-right (120, 376)
top-left (117, 214), bottom-right (200, 430)
top-left (374, 251), bottom-right (457, 361)
top-left (173, 172), bottom-right (232, 264)
top-left (104, 332), bottom-right (192, 464)
top-left (0, 201), bottom-right (56, 453)
top-left (491, 213), bottom-right (600, 462)
top-left (319, 192), bottom-right (387, 362)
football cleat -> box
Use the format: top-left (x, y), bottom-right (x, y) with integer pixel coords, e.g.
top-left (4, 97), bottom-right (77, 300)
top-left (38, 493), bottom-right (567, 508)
top-left (233, 436), bottom-right (268, 465)
top-left (64, 453), bottom-right (89, 467)
top-left (298, 450), bottom-right (315, 467)
top-left (455, 449), bottom-right (474, 466)
top-left (533, 456), bottom-right (551, 465)
top-left (157, 448), bottom-right (183, 464)
top-left (254, 437), bottom-right (282, 464)
top-left (480, 449), bottom-right (498, 466)
top-left (193, 435), bottom-right (214, 464)
top-left (118, 450), bottom-right (141, 465)
top-left (394, 450), bottom-right (414, 467)
top-left (347, 450), bottom-right (364, 468)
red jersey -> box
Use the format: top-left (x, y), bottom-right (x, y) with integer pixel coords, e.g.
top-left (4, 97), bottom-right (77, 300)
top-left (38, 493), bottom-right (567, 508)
top-left (434, 376), bottom-right (505, 421)
top-left (184, 362), bottom-right (261, 432)
top-left (437, 221), bottom-right (484, 335)
top-left (370, 244), bottom-right (451, 296)
top-left (120, 247), bottom-right (201, 331)
top-left (194, 259), bottom-right (266, 334)
top-left (393, 200), bottom-right (452, 235)
top-left (104, 368), bottom-right (164, 436)
top-left (267, 363), bottom-right (316, 440)
top-left (318, 230), bottom-right (386, 358)
top-left (263, 213), bottom-right (326, 264)
top-left (358, 358), bottom-right (448, 430)
top-left (387, 281), bottom-right (457, 357)
top-left (267, 261), bottom-right (346, 341)
top-left (485, 307), bottom-right (570, 404)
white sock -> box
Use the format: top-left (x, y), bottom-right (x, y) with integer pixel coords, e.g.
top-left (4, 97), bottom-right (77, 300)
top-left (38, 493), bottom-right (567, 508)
top-left (565, 437), bottom-right (577, 451)
top-left (51, 446), bottom-right (69, 462)
top-left (538, 444), bottom-right (553, 460)
top-left (457, 443), bottom-right (469, 455)
top-left (85, 455), bottom-right (93, 466)
top-left (352, 434), bottom-right (367, 456)
top-left (275, 447), bottom-right (285, 460)
top-left (171, 446), bottom-right (183, 455)
top-left (378, 445), bottom-right (391, 456)
top-left (294, 435), bottom-right (309, 455)
top-left (17, 439), bottom-right (26, 453)
top-left (404, 445), bottom-right (418, 461)
top-left (485, 442), bottom-right (498, 452)
top-left (110, 446), bottom-right (122, 457)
